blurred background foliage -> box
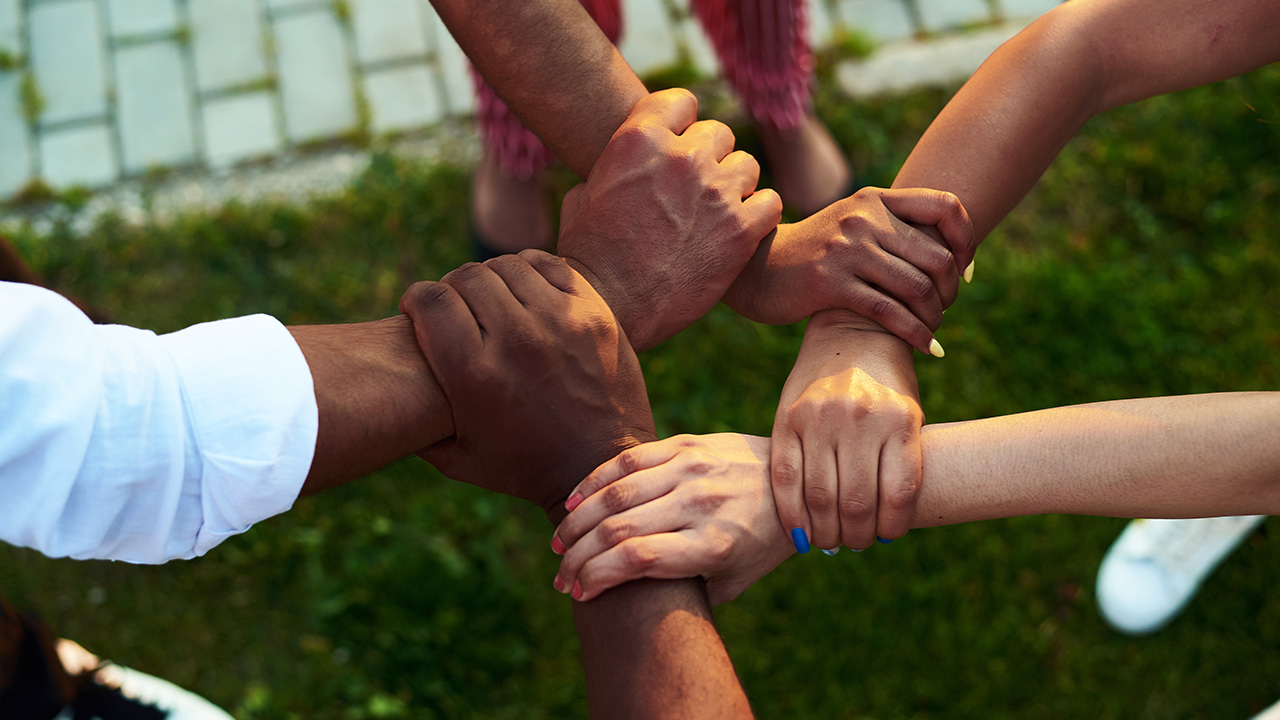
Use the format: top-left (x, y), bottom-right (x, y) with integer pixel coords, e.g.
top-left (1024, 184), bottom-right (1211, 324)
top-left (1, 63), bottom-right (1278, 719)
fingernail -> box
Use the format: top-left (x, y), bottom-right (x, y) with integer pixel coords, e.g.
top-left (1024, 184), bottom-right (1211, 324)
top-left (551, 536), bottom-right (566, 555)
top-left (851, 547), bottom-right (864, 553)
top-left (877, 536), bottom-right (893, 544)
top-left (964, 260), bottom-right (975, 284)
top-left (553, 573), bottom-right (564, 592)
top-left (929, 338), bottom-right (945, 358)
top-left (821, 547), bottom-right (840, 556)
top-left (564, 493), bottom-right (584, 512)
top-left (571, 580), bottom-right (583, 600)
top-left (791, 528), bottom-right (811, 554)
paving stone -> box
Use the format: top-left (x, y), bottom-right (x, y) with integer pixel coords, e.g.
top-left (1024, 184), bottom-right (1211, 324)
top-left (39, 123), bottom-right (118, 188)
top-left (106, 0), bottom-right (178, 38)
top-left (915, 0), bottom-right (994, 31)
top-left (998, 0), bottom-right (1060, 20)
top-left (267, 0), bottom-right (322, 14)
top-left (364, 63), bottom-right (442, 134)
top-left (351, 0), bottom-right (430, 65)
top-left (115, 42), bottom-right (196, 172)
top-left (0, 72), bottom-right (33, 195)
top-left (275, 10), bottom-right (358, 142)
top-left (835, 0), bottom-right (916, 42)
top-left (202, 91), bottom-right (281, 167)
top-left (836, 22), bottom-right (1021, 96)
top-left (678, 17), bottom-right (719, 76)
top-left (809, 0), bottom-right (837, 46)
top-left (28, 0), bottom-right (109, 124)
top-left (191, 0), bottom-right (269, 93)
top-left (0, 0), bottom-right (22, 57)
top-left (428, 11), bottom-right (474, 115)
top-left (618, 0), bottom-right (680, 75)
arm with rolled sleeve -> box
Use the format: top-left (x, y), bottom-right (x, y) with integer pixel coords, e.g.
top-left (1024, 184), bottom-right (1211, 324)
top-left (0, 282), bottom-right (453, 564)
top-left (0, 283), bottom-right (316, 563)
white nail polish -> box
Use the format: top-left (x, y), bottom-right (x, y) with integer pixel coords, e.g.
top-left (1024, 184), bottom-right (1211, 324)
top-left (929, 338), bottom-right (945, 358)
top-left (963, 260), bottom-right (975, 284)
top-left (821, 547), bottom-right (840, 556)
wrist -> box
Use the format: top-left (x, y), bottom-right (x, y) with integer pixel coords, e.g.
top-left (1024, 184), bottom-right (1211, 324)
top-left (562, 254), bottom-right (645, 349)
top-left (543, 427), bottom-right (658, 526)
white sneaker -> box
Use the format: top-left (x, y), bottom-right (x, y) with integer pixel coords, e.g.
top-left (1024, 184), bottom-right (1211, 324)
top-left (1095, 515), bottom-right (1266, 636)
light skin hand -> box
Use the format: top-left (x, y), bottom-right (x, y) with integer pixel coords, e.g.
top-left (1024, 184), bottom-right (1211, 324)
top-left (551, 434), bottom-right (793, 606)
top-left (399, 250), bottom-right (657, 515)
top-left (771, 310), bottom-right (923, 552)
top-left (557, 88), bottom-right (783, 352)
top-left (723, 187), bottom-right (976, 355)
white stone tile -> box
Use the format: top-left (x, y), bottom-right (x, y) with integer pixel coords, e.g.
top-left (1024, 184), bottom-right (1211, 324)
top-left (115, 42), bottom-right (196, 172)
top-left (363, 63), bottom-right (442, 134)
top-left (39, 123), bottom-right (118, 188)
top-left (835, 0), bottom-right (917, 42)
top-left (678, 17), bottom-right (719, 76)
top-left (836, 22), bottom-right (1021, 97)
top-left (351, 0), bottom-right (429, 65)
top-left (428, 11), bottom-right (473, 115)
top-left (0, 0), bottom-right (22, 57)
top-left (191, 0), bottom-right (269, 92)
top-left (618, 0), bottom-right (680, 75)
top-left (106, 0), bottom-right (179, 38)
top-left (999, 0), bottom-right (1060, 20)
top-left (915, 0), bottom-right (994, 31)
top-left (28, 0), bottom-right (109, 124)
top-left (0, 72), bottom-right (33, 196)
top-left (809, 0), bottom-right (838, 46)
top-left (267, 0), bottom-right (320, 13)
top-left (274, 10), bottom-right (358, 142)
top-left (202, 91), bottom-right (281, 167)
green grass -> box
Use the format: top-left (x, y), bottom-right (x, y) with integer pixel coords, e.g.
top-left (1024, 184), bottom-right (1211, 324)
top-left (2, 65), bottom-right (1279, 719)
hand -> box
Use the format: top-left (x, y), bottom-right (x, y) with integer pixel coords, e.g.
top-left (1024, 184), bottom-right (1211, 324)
top-left (557, 88), bottom-right (783, 352)
top-left (550, 434), bottom-right (794, 606)
top-left (723, 187), bottom-right (977, 356)
top-left (399, 250), bottom-right (658, 517)
top-left (771, 310), bottom-right (924, 553)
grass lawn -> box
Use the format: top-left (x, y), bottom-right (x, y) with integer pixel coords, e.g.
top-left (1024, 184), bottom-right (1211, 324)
top-left (2, 63), bottom-right (1278, 719)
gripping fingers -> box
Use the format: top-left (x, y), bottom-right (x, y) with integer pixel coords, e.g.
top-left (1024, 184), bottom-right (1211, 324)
top-left (399, 281), bottom-right (482, 379)
top-left (719, 150), bottom-right (763, 199)
top-left (882, 223), bottom-right (961, 309)
top-left (742, 188), bottom-right (784, 238)
top-left (569, 532), bottom-right (704, 602)
top-left (517, 248), bottom-right (604, 303)
top-left (683, 119), bottom-right (736, 162)
top-left (879, 188), bottom-right (977, 274)
top-left (563, 439), bottom-right (683, 513)
top-left (860, 247), bottom-right (945, 332)
top-left (836, 438), bottom-right (880, 550)
top-left (841, 283), bottom-right (938, 357)
top-left (873, 429), bottom-right (922, 541)
top-left (555, 497), bottom-right (692, 597)
top-left (801, 432), bottom-right (842, 550)
top-left (441, 262), bottom-right (525, 336)
top-left (770, 426), bottom-right (812, 554)
top-left (629, 88), bottom-right (698, 136)
top-left (554, 462), bottom-right (684, 551)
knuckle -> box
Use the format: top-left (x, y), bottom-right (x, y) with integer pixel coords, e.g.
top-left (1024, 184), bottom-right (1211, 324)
top-left (401, 281), bottom-right (450, 314)
top-left (839, 493), bottom-right (875, 521)
top-left (620, 538), bottom-right (658, 571)
top-left (864, 293), bottom-right (897, 322)
top-left (804, 485), bottom-right (837, 513)
top-left (600, 517), bottom-right (635, 546)
top-left (616, 448), bottom-right (644, 476)
top-left (771, 457), bottom-right (802, 489)
top-left (907, 273), bottom-right (936, 303)
top-left (601, 482), bottom-right (633, 513)
top-left (705, 529), bottom-right (734, 563)
top-left (885, 478), bottom-right (922, 511)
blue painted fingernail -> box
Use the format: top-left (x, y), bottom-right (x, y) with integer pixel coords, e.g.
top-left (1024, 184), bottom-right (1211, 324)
top-left (791, 528), bottom-right (811, 554)
top-left (877, 536), bottom-right (893, 544)
top-left (821, 547), bottom-right (840, 556)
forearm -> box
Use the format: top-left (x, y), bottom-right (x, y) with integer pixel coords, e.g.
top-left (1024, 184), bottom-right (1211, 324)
top-left (915, 392), bottom-right (1280, 525)
top-left (290, 316), bottom-right (453, 494)
top-left (571, 579), bottom-right (752, 719)
top-left (429, 0), bottom-right (648, 177)
top-left (800, 309), bottom-right (919, 398)
top-left (892, 0), bottom-right (1280, 241)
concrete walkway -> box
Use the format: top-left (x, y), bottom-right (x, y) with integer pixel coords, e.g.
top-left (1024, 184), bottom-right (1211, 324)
top-left (0, 0), bottom-right (1060, 204)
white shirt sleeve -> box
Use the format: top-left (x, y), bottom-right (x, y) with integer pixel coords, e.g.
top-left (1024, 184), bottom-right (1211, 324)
top-left (0, 282), bottom-right (318, 563)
